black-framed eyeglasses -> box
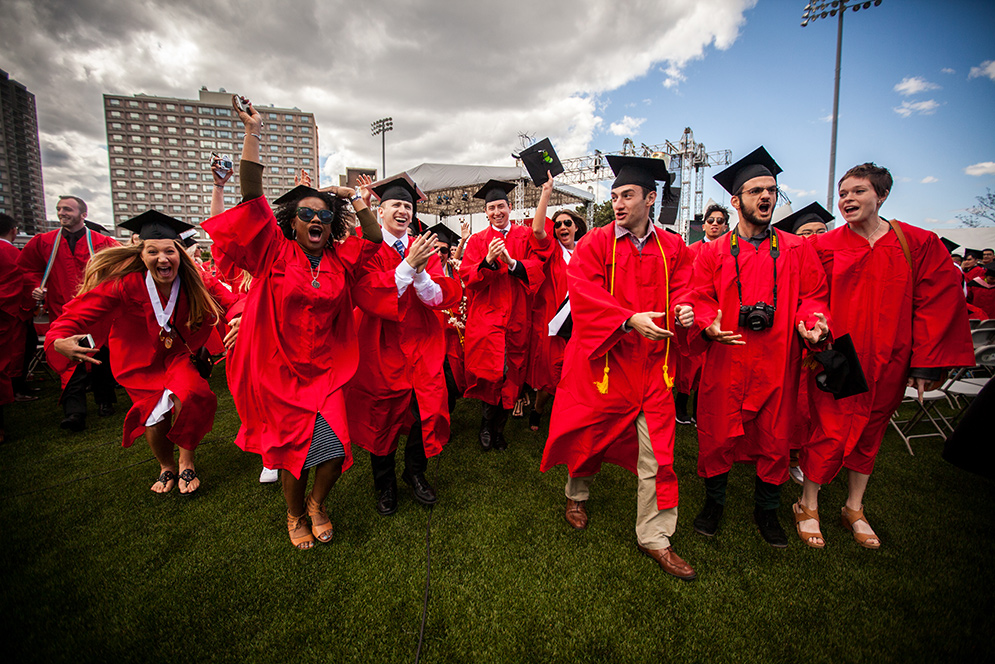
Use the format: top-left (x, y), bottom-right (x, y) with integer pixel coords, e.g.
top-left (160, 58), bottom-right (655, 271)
top-left (554, 219), bottom-right (574, 229)
top-left (740, 186), bottom-right (778, 198)
top-left (296, 207), bottom-right (334, 224)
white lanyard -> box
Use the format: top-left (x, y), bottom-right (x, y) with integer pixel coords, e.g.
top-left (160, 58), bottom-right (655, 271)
top-left (145, 271), bottom-right (181, 332)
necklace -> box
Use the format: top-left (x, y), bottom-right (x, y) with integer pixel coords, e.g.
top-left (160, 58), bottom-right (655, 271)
top-left (308, 254), bottom-right (322, 288)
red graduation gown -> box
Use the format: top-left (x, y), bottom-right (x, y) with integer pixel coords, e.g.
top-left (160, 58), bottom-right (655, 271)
top-left (201, 197), bottom-right (379, 478)
top-left (540, 224), bottom-right (694, 510)
top-left (528, 226), bottom-right (571, 394)
top-left (44, 270), bottom-right (237, 449)
top-left (1, 241), bottom-right (33, 405)
top-left (17, 229), bottom-right (119, 322)
top-left (346, 242), bottom-right (462, 457)
top-left (688, 230), bottom-right (830, 485)
top-left (802, 222), bottom-right (976, 481)
top-left (459, 223), bottom-right (552, 408)
top-left (675, 239), bottom-right (709, 394)
top-left (967, 278), bottom-right (995, 319)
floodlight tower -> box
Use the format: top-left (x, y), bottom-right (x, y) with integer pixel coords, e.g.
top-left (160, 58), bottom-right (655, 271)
top-left (801, 0), bottom-right (883, 212)
top-left (371, 117), bottom-right (393, 177)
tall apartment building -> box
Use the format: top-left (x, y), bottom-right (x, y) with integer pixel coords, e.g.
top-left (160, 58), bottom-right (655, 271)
top-left (0, 70), bottom-right (47, 234)
top-left (103, 87), bottom-right (319, 242)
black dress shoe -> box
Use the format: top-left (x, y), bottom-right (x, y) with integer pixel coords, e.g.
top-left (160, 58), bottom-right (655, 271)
top-left (492, 407), bottom-right (509, 450)
top-left (754, 507), bottom-right (789, 548)
top-left (401, 471), bottom-right (438, 505)
top-left (98, 403), bottom-right (115, 417)
top-left (60, 413), bottom-right (86, 432)
top-left (693, 498), bottom-right (724, 537)
top-left (376, 482), bottom-right (398, 515)
top-left (479, 422), bottom-right (493, 451)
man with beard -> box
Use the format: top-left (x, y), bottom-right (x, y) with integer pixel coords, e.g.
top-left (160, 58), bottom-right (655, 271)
top-left (688, 147), bottom-right (831, 548)
top-left (460, 180), bottom-right (551, 451)
top-left (347, 175), bottom-right (462, 514)
top-left (18, 195), bottom-right (119, 431)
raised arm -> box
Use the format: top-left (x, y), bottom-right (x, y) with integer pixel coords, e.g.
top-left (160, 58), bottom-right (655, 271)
top-left (232, 95), bottom-right (264, 201)
top-left (532, 172), bottom-right (553, 240)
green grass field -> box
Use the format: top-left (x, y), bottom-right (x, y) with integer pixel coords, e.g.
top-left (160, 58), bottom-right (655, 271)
top-left (2, 372), bottom-right (992, 663)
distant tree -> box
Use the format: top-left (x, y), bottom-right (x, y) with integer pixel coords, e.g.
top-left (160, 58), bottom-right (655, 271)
top-left (958, 188), bottom-right (995, 227)
top-left (575, 200), bottom-right (614, 228)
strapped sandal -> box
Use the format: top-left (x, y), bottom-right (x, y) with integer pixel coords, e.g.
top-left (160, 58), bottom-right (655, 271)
top-left (841, 504), bottom-right (881, 550)
top-left (306, 495), bottom-right (334, 543)
top-left (177, 468), bottom-right (199, 495)
top-left (153, 470), bottom-right (177, 493)
top-left (792, 501), bottom-right (825, 549)
top-left (529, 410), bottom-right (541, 432)
top-left (287, 511), bottom-right (314, 550)
top-left (512, 398), bottom-right (525, 418)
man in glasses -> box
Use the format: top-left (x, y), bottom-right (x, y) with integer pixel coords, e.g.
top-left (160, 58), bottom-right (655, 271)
top-left (346, 175), bottom-right (463, 515)
top-left (675, 203), bottom-right (729, 425)
top-left (688, 146), bottom-right (831, 548)
top-left (460, 179), bottom-right (552, 451)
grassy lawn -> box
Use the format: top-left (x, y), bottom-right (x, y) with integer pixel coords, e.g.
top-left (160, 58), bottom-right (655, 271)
top-left (2, 372), bottom-right (992, 663)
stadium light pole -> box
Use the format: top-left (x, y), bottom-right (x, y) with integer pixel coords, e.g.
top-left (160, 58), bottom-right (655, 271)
top-left (371, 117), bottom-right (393, 178)
top-left (801, 0), bottom-right (882, 212)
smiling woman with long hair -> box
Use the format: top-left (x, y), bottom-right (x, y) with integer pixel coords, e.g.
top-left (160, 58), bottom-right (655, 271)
top-left (46, 211), bottom-right (239, 495)
top-left (202, 96), bottom-right (383, 550)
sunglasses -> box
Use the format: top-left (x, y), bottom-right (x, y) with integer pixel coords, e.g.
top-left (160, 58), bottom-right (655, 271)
top-left (296, 207), bottom-right (334, 224)
top-left (554, 218), bottom-right (574, 229)
top-left (438, 245), bottom-right (451, 256)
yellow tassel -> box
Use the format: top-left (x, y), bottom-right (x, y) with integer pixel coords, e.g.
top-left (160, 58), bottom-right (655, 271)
top-left (594, 365), bottom-right (610, 394)
top-left (663, 363), bottom-right (674, 390)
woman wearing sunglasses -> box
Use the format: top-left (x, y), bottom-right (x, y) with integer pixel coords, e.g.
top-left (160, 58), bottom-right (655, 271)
top-left (203, 96), bottom-right (383, 549)
top-left (528, 175), bottom-right (586, 431)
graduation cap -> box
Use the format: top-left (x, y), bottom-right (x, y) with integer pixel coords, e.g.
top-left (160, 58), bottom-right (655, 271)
top-left (84, 220), bottom-right (110, 235)
top-left (812, 333), bottom-right (868, 400)
top-left (426, 222), bottom-right (460, 246)
top-left (773, 202), bottom-right (834, 235)
top-left (714, 146), bottom-right (782, 196)
top-left (179, 228), bottom-right (200, 248)
top-left (517, 138), bottom-right (564, 186)
top-left (985, 263), bottom-right (995, 277)
top-left (939, 237), bottom-right (960, 254)
top-left (120, 209), bottom-right (194, 241)
top-left (964, 248), bottom-right (984, 261)
top-left (606, 155), bottom-right (673, 200)
top-left (473, 179), bottom-right (517, 204)
top-left (273, 184), bottom-right (324, 206)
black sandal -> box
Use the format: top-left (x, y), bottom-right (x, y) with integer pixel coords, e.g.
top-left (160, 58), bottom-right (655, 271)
top-left (529, 410), bottom-right (541, 431)
top-left (154, 470), bottom-right (177, 492)
top-left (178, 468), bottom-right (199, 495)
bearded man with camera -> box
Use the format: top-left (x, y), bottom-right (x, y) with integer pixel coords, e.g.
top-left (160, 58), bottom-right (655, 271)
top-left (687, 147), bottom-right (831, 548)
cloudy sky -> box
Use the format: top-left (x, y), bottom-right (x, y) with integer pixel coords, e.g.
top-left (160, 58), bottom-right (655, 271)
top-left (2, 0), bottom-right (993, 230)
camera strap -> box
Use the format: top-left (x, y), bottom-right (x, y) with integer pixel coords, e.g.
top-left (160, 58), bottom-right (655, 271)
top-left (729, 228), bottom-right (778, 310)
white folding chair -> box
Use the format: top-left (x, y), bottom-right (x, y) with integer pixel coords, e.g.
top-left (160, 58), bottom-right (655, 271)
top-left (889, 381), bottom-right (954, 455)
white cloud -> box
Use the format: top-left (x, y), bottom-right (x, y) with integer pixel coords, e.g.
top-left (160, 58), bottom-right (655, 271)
top-left (965, 162), bottom-right (995, 176)
top-left (968, 60), bottom-right (995, 81)
top-left (893, 99), bottom-right (941, 117)
top-left (0, 0), bottom-right (757, 225)
top-left (818, 114), bottom-right (834, 123)
top-left (921, 217), bottom-right (959, 228)
top-left (608, 116), bottom-right (647, 137)
top-left (920, 176), bottom-right (939, 184)
top-left (779, 184), bottom-right (818, 200)
top-left (893, 76), bottom-right (940, 96)
top-left (941, 68), bottom-right (956, 75)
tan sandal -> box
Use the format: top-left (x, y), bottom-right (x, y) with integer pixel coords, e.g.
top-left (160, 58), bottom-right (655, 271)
top-left (793, 501), bottom-right (825, 549)
top-left (306, 495), bottom-right (333, 543)
top-left (287, 511), bottom-right (314, 550)
top-left (841, 504), bottom-right (881, 549)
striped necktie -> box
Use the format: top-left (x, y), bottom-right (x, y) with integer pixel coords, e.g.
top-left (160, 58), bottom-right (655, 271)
top-left (394, 239), bottom-right (405, 258)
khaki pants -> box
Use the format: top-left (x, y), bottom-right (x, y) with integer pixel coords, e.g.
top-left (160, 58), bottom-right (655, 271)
top-left (565, 412), bottom-right (678, 549)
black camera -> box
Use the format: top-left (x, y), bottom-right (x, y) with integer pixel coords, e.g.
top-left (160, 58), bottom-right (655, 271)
top-left (739, 302), bottom-right (776, 331)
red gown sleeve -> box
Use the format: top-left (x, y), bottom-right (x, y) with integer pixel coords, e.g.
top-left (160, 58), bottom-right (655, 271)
top-left (200, 197), bottom-right (283, 278)
top-left (43, 279), bottom-right (121, 377)
top-left (567, 232), bottom-right (636, 361)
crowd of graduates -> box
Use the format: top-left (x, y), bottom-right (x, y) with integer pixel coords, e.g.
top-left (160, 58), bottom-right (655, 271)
top-left (0, 94), bottom-right (987, 579)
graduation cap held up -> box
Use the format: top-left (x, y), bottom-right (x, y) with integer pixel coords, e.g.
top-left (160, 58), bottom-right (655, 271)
top-left (812, 333), bottom-right (868, 400)
top-left (517, 138), bottom-right (564, 186)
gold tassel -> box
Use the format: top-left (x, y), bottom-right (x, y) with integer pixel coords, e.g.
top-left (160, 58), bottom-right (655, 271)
top-left (663, 363), bottom-right (674, 390)
top-left (594, 364), bottom-right (610, 394)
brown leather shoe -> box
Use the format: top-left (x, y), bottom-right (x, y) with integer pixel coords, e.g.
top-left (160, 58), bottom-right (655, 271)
top-left (565, 499), bottom-right (588, 530)
top-left (637, 544), bottom-right (697, 581)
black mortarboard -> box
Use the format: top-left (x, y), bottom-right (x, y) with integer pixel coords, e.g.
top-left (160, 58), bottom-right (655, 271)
top-left (940, 237), bottom-right (960, 254)
top-left (518, 138), bottom-right (564, 186)
top-left (179, 228), bottom-right (199, 248)
top-left (714, 146), bottom-right (783, 196)
top-left (371, 173), bottom-right (427, 219)
top-left (813, 333), bottom-right (868, 400)
top-left (606, 155), bottom-right (672, 197)
top-left (773, 202), bottom-right (834, 235)
top-left (964, 248), bottom-right (984, 261)
top-left (473, 180), bottom-right (517, 204)
top-left (273, 184), bottom-right (324, 206)
top-left (119, 210), bottom-right (194, 241)
top-left (84, 220), bottom-right (110, 235)
top-left (426, 222), bottom-right (460, 246)
top-left (985, 263), bottom-right (995, 277)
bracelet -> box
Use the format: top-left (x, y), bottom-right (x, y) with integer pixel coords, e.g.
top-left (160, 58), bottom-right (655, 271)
top-left (246, 133), bottom-right (261, 140)
top-left (213, 184), bottom-right (225, 189)
top-left (349, 193), bottom-right (362, 203)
